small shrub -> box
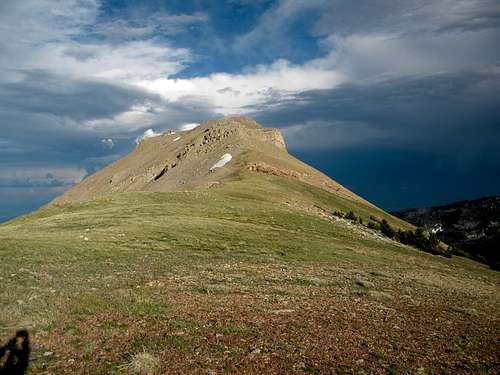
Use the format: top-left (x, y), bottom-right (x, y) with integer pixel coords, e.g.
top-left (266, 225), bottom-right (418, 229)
top-left (121, 351), bottom-right (160, 374)
top-left (332, 211), bottom-right (345, 218)
top-left (384, 225), bottom-right (450, 258)
top-left (332, 209), bottom-right (450, 259)
top-left (346, 210), bottom-right (357, 221)
top-left (396, 229), bottom-right (417, 246)
top-left (450, 245), bottom-right (470, 258)
top-left (379, 219), bottom-right (395, 238)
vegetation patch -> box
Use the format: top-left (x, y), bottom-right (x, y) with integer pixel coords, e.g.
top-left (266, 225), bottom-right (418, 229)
top-left (334, 209), bottom-right (451, 257)
top-left (0, 174), bottom-right (498, 373)
top-left (120, 351), bottom-right (160, 375)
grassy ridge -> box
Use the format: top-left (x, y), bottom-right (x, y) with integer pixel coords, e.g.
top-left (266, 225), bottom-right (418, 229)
top-left (1, 173), bottom-right (498, 373)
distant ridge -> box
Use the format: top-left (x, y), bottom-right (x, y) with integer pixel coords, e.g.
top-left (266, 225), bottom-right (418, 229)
top-left (393, 195), bottom-right (500, 268)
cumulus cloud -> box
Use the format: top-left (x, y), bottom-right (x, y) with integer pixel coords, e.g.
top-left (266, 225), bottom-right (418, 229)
top-left (322, 30), bottom-right (500, 82)
top-left (86, 103), bottom-right (161, 132)
top-left (179, 123), bottom-right (200, 131)
top-left (0, 1), bottom-right (194, 83)
top-left (56, 41), bottom-right (191, 81)
top-left (140, 59), bottom-right (344, 114)
top-left (135, 129), bottom-right (162, 144)
top-left (101, 138), bottom-right (114, 149)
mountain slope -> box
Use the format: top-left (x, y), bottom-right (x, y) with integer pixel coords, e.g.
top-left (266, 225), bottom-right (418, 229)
top-left (51, 117), bottom-right (374, 208)
top-left (0, 117), bottom-right (498, 373)
top-left (394, 196), bottom-right (500, 269)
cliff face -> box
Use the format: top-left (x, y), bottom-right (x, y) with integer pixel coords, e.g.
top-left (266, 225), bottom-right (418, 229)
top-left (265, 128), bottom-right (287, 150)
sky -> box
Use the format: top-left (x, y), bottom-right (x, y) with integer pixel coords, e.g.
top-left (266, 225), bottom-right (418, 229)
top-left (1, 0), bottom-right (500, 222)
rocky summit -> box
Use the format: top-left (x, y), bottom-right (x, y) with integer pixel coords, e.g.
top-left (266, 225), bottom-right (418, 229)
top-left (51, 116), bottom-right (367, 206)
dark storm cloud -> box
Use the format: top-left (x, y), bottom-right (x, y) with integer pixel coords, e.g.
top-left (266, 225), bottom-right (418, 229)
top-left (0, 70), bottom-right (152, 174)
top-left (0, 68), bottom-right (217, 200)
top-left (314, 0), bottom-right (500, 36)
top-left (254, 70), bottom-right (500, 160)
top-left (0, 69), bottom-right (215, 150)
top-left (251, 70), bottom-right (500, 209)
top-left (293, 147), bottom-right (500, 211)
top-left (0, 177), bottom-right (71, 188)
top-left (0, 70), bottom-right (160, 123)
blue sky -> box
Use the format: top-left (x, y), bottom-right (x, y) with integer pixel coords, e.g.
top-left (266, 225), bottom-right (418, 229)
top-left (1, 0), bottom-right (500, 222)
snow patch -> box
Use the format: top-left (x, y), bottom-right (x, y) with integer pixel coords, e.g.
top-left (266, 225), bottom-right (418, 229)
top-left (210, 153), bottom-right (232, 171)
top-left (431, 224), bottom-right (443, 234)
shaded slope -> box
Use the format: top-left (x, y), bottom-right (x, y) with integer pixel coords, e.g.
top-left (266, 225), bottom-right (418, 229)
top-left (394, 196), bottom-right (500, 268)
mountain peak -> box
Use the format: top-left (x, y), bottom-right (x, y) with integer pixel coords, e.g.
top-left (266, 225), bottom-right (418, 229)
top-left (50, 117), bottom-right (361, 206)
top-left (203, 116), bottom-right (263, 129)
top-left (197, 116), bottom-right (286, 150)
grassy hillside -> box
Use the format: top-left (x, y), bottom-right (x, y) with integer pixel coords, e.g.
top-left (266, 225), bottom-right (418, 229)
top-left (1, 172), bottom-right (498, 374)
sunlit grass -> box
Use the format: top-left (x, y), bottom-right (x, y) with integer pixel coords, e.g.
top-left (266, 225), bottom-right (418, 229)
top-left (0, 173), bottom-right (498, 373)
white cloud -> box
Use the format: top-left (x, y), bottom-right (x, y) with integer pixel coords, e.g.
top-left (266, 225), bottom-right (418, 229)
top-left (324, 30), bottom-right (500, 82)
top-left (85, 104), bottom-right (163, 132)
top-left (139, 59), bottom-right (345, 115)
top-left (179, 123), bottom-right (200, 131)
top-left (56, 41), bottom-right (190, 81)
top-left (0, 0), bottom-right (203, 145)
top-left (135, 128), bottom-right (162, 144)
top-left (4, 38), bottom-right (191, 83)
top-left (0, 0), bottom-right (192, 84)
top-left (101, 138), bottom-right (114, 149)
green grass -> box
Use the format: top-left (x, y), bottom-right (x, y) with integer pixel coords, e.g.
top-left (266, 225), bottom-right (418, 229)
top-left (0, 177), bottom-right (303, 323)
top-left (0, 173), bottom-right (490, 329)
top-left (0, 172), bottom-right (498, 373)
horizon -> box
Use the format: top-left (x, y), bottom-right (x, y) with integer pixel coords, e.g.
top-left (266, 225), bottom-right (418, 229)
top-left (1, 0), bottom-right (500, 221)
